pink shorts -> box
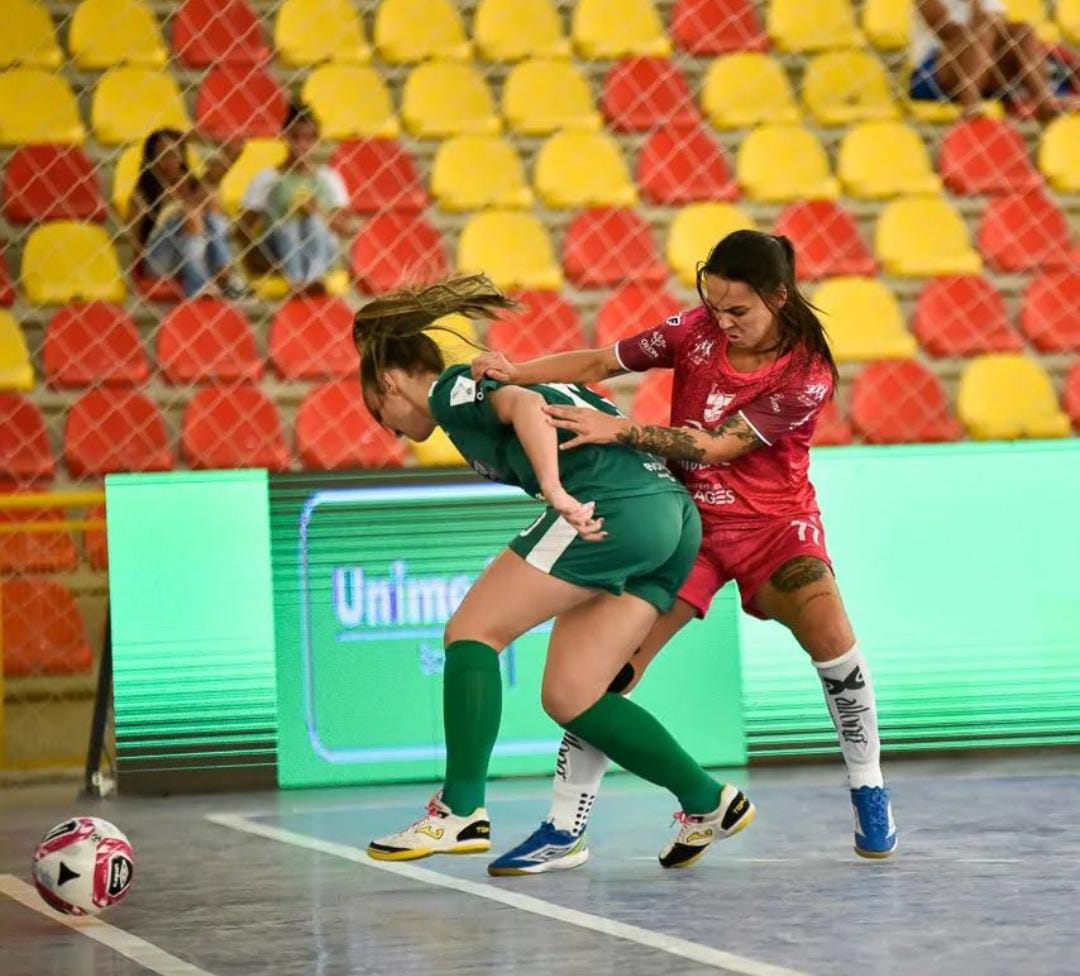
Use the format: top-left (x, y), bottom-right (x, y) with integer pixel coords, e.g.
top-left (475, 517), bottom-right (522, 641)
top-left (679, 514), bottom-right (833, 620)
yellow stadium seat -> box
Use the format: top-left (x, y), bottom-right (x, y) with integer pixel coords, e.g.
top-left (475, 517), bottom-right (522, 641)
top-left (0, 0), bottom-right (62, 69)
top-left (958, 354), bottom-right (1070, 439)
top-left (736, 125), bottom-right (839, 202)
top-left (503, 59), bottom-right (602, 135)
top-left (411, 428), bottom-right (467, 466)
top-left (374, 0), bottom-right (471, 63)
top-left (572, 0), bottom-right (671, 57)
top-left (1060, 0), bottom-right (1080, 43)
top-left (903, 92), bottom-right (1004, 123)
top-left (219, 139), bottom-right (288, 217)
top-left (838, 121), bottom-right (942, 198)
top-left (812, 277), bottom-right (917, 362)
top-left (302, 65), bottom-right (399, 139)
top-left (875, 196), bottom-right (982, 277)
top-left (475, 0), bottom-right (570, 60)
top-left (534, 130), bottom-right (636, 209)
top-left (1002, 0), bottom-right (1060, 42)
top-left (432, 135), bottom-right (532, 212)
top-left (91, 68), bottom-right (190, 146)
top-left (458, 211), bottom-right (563, 291)
top-left (702, 54), bottom-right (800, 129)
top-left (249, 268), bottom-right (349, 301)
top-left (22, 222), bottom-right (125, 305)
top-left (69, 0), bottom-right (167, 69)
top-left (767, 0), bottom-right (864, 51)
top-left (802, 51), bottom-right (899, 125)
top-left (274, 0), bottom-right (371, 66)
top-left (1038, 114), bottom-right (1080, 193)
top-left (666, 203), bottom-right (756, 287)
top-left (0, 311), bottom-right (34, 392)
top-left (429, 313), bottom-right (481, 367)
top-left (0, 70), bottom-right (85, 145)
top-left (402, 62), bottom-right (499, 138)
top-left (862, 0), bottom-right (910, 49)
top-left (113, 141), bottom-right (204, 220)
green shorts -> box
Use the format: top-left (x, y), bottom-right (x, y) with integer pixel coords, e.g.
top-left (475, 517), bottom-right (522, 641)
top-left (508, 490), bottom-right (702, 613)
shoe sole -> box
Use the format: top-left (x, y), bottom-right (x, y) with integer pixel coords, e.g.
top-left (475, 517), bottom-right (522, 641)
top-left (487, 847), bottom-right (590, 877)
top-left (855, 838), bottom-right (899, 860)
top-left (663, 801), bottom-right (757, 870)
top-left (367, 841), bottom-right (491, 862)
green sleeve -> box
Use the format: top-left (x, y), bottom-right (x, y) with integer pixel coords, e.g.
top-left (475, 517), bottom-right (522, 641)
top-left (429, 369), bottom-right (507, 438)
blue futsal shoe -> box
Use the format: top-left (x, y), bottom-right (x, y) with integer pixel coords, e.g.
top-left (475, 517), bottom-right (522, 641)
top-left (487, 822), bottom-right (589, 877)
top-left (851, 786), bottom-right (898, 859)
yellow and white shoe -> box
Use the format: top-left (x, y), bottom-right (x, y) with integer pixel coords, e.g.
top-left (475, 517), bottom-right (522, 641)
top-left (367, 794), bottom-right (491, 862)
top-left (659, 784), bottom-right (755, 869)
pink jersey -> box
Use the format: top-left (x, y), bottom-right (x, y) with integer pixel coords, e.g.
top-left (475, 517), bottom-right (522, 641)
top-left (615, 305), bottom-right (833, 523)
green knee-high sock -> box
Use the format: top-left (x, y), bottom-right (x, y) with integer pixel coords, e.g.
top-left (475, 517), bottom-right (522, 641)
top-left (564, 693), bottom-right (721, 815)
top-left (441, 640), bottom-right (502, 816)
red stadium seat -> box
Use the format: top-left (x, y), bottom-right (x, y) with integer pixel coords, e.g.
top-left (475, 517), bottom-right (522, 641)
top-left (296, 378), bottom-right (408, 470)
top-left (631, 370), bottom-right (674, 426)
top-left (938, 117), bottom-right (1042, 196)
top-left (914, 276), bottom-right (1021, 357)
top-left (44, 303), bottom-right (149, 388)
top-left (1065, 362), bottom-right (1080, 431)
top-left (331, 139), bottom-right (427, 214)
top-left (0, 501), bottom-right (78, 574)
top-left (977, 190), bottom-right (1075, 272)
top-left (131, 265), bottom-right (184, 303)
top-left (196, 65), bottom-right (286, 140)
top-left (850, 360), bottom-right (962, 444)
top-left (1, 579), bottom-right (92, 678)
top-left (351, 213), bottom-right (449, 294)
top-left (562, 208), bottom-right (668, 288)
top-left (173, 0), bottom-right (270, 67)
top-left (773, 200), bottom-right (876, 280)
top-left (0, 395), bottom-right (54, 484)
top-left (810, 398), bottom-right (854, 446)
top-left (672, 0), bottom-right (769, 53)
top-left (1020, 270), bottom-right (1080, 353)
top-left (3, 146), bottom-right (106, 224)
top-left (0, 252), bottom-right (13, 306)
top-left (601, 57), bottom-right (699, 132)
top-left (84, 504), bottom-right (108, 570)
top-left (157, 299), bottom-right (262, 384)
top-left (637, 121), bottom-right (738, 204)
top-left (65, 389), bottom-right (172, 477)
top-left (270, 295), bottom-right (358, 380)
top-left (595, 282), bottom-right (682, 347)
top-left (486, 291), bottom-right (585, 361)
top-left (182, 384), bottom-right (289, 470)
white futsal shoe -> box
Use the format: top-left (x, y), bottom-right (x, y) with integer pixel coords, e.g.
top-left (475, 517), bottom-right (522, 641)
top-left (659, 784), bottom-right (756, 869)
top-left (367, 794), bottom-right (491, 862)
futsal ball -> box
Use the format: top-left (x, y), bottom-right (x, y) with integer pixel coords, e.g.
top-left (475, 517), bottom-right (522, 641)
top-left (31, 817), bottom-right (134, 916)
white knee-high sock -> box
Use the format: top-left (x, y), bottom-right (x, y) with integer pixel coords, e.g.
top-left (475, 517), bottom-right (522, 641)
top-left (813, 642), bottom-right (884, 789)
top-left (546, 731), bottom-right (610, 835)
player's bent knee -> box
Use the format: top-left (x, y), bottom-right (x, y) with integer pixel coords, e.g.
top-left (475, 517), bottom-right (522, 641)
top-left (541, 684), bottom-right (593, 726)
top-left (802, 620), bottom-right (856, 661)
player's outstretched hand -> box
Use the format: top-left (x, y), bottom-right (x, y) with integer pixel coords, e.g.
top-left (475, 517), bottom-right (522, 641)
top-left (544, 405), bottom-right (629, 450)
top-left (544, 487), bottom-right (607, 542)
top-left (471, 351), bottom-right (517, 384)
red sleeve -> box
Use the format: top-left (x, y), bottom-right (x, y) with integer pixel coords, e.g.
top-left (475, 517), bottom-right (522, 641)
top-left (740, 373), bottom-right (833, 446)
top-left (613, 309), bottom-right (697, 372)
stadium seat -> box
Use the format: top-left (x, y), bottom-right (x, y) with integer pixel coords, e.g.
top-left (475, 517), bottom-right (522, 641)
top-left (802, 51), bottom-right (899, 125)
top-left (458, 211), bottom-right (562, 291)
top-left (173, 0), bottom-right (269, 67)
top-left (297, 378), bottom-right (408, 470)
top-left (112, 141), bottom-right (204, 220)
top-left (904, 93), bottom-right (1004, 125)
top-left (1060, 0), bottom-right (1080, 42)
top-left (44, 303), bottom-right (148, 388)
top-left (595, 282), bottom-right (681, 346)
top-left (939, 117), bottom-right (1042, 195)
top-left (410, 428), bottom-right (466, 467)
top-left (1, 580), bottom-right (91, 679)
top-left (65, 388), bottom-right (172, 476)
top-left (157, 299), bottom-right (262, 385)
top-left (0, 253), bottom-right (14, 307)
top-left (773, 200), bottom-right (875, 279)
top-left (0, 70), bottom-right (85, 145)
top-left (811, 399), bottom-right (854, 446)
top-left (1038, 114), bottom-right (1080, 193)
top-left (22, 223), bottom-right (125, 305)
top-left (602, 57), bottom-right (699, 132)
top-left (402, 62), bottom-right (499, 138)
top-left (977, 189), bottom-right (1073, 272)
top-left (351, 213), bottom-right (449, 294)
top-left (69, 0), bottom-right (166, 69)
top-left (374, 0), bottom-right (471, 63)
top-left (1001, 0), bottom-right (1060, 42)
top-left (1020, 270), bottom-right (1080, 352)
top-left (861, 0), bottom-right (910, 49)
top-left (274, 0), bottom-right (370, 66)
top-left (303, 65), bottom-right (399, 139)
top-left (503, 59), bottom-right (602, 135)
top-left (767, 0), bottom-right (864, 51)
top-left (667, 203), bottom-right (756, 287)
top-left (486, 291), bottom-right (585, 361)
top-left (0, 396), bottom-right (53, 483)
top-left (182, 384), bottom-right (288, 470)
top-left (91, 68), bottom-right (189, 145)
top-left (958, 354), bottom-right (1070, 439)
top-left (702, 54), bottom-right (800, 129)
top-left (876, 197), bottom-right (982, 276)
top-left (914, 276), bottom-right (1022, 357)
top-left (1065, 361), bottom-right (1080, 430)
top-left (838, 121), bottom-right (942, 198)
top-left (431, 135), bottom-right (532, 211)
top-left (269, 296), bottom-right (358, 380)
top-left (474, 0), bottom-right (570, 60)
top-left (196, 66), bottom-right (287, 140)
top-left (3, 146), bottom-right (105, 224)
top-left (572, 0), bottom-right (672, 58)
top-left (331, 139), bottom-right (427, 214)
top-left (812, 277), bottom-right (916, 361)
top-left (637, 121), bottom-right (738, 204)
top-left (427, 313), bottom-right (480, 368)
top-left (2, 0), bottom-right (61, 68)
top-left (562, 208), bottom-right (667, 288)
top-left (84, 504), bottom-right (108, 569)
top-left (631, 370), bottom-right (675, 426)
top-left (0, 312), bottom-right (34, 391)
top-left (0, 503), bottom-right (78, 574)
top-left (219, 139), bottom-right (287, 216)
top-left (671, 0), bottom-right (769, 54)
top-left (247, 268), bottom-right (349, 304)
top-left (851, 360), bottom-right (962, 443)
top-left (535, 130), bottom-right (637, 208)
top-left (736, 125), bottom-right (839, 202)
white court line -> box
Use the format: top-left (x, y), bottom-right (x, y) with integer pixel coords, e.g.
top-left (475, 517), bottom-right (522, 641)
top-left (206, 812), bottom-right (812, 976)
top-left (0, 874), bottom-right (216, 976)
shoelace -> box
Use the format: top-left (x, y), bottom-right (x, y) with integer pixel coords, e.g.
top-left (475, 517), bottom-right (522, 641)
top-left (671, 809), bottom-right (700, 828)
top-left (405, 795), bottom-right (445, 832)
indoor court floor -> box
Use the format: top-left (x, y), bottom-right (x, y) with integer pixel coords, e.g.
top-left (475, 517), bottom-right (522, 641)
top-left (2, 754), bottom-right (1078, 976)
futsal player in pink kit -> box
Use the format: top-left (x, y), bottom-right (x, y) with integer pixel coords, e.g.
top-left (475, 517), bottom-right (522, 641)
top-left (474, 230), bottom-right (897, 875)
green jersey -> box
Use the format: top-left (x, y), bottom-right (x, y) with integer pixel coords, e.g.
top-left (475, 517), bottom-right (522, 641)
top-left (428, 365), bottom-right (682, 502)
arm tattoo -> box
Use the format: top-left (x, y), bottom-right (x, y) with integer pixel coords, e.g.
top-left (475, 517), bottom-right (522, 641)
top-left (769, 556), bottom-right (832, 593)
top-left (616, 424), bottom-right (706, 462)
top-left (714, 414), bottom-right (762, 446)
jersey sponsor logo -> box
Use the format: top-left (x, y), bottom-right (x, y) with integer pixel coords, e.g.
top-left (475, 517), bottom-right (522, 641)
top-left (665, 313), bottom-right (683, 326)
top-left (800, 382), bottom-right (830, 406)
top-left (768, 393), bottom-right (784, 414)
top-left (449, 375), bottom-right (478, 406)
top-left (688, 337), bottom-right (715, 365)
top-left (638, 332), bottom-right (667, 360)
top-left (703, 389), bottom-right (735, 423)
top-left (791, 518), bottom-right (822, 545)
top-left (692, 486), bottom-right (736, 506)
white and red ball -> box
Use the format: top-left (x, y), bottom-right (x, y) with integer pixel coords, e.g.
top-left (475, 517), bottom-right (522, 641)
top-left (31, 817), bottom-right (134, 916)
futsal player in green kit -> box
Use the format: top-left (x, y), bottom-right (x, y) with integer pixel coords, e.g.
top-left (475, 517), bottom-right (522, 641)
top-left (357, 274), bottom-right (755, 870)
